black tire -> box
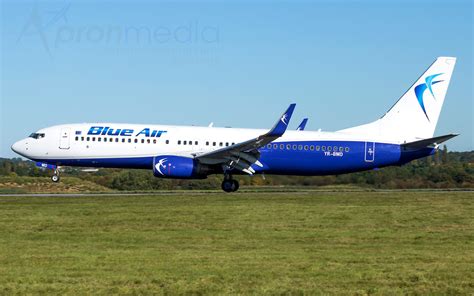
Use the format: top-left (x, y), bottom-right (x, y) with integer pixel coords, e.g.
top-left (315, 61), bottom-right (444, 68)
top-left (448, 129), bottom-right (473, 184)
top-left (232, 180), bottom-right (239, 192)
top-left (221, 180), bottom-right (234, 193)
top-left (51, 175), bottom-right (60, 183)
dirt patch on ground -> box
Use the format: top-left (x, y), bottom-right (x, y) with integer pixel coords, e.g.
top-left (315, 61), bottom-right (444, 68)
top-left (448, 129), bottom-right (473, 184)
top-left (0, 177), bottom-right (111, 193)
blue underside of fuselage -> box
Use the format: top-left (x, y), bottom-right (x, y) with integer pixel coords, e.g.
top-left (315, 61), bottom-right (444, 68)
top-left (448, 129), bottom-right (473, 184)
top-left (32, 141), bottom-right (435, 176)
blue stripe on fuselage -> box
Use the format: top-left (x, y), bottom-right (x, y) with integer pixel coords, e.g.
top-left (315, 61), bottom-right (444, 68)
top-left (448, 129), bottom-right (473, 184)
top-left (33, 141), bottom-right (435, 175)
top-left (257, 141), bottom-right (401, 175)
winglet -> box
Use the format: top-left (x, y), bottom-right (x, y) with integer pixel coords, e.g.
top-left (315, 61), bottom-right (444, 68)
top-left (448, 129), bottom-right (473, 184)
top-left (296, 118), bottom-right (308, 131)
top-left (266, 103), bottom-right (296, 137)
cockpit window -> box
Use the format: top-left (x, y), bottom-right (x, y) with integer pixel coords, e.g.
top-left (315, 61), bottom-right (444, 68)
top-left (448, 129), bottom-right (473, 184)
top-left (29, 133), bottom-right (45, 139)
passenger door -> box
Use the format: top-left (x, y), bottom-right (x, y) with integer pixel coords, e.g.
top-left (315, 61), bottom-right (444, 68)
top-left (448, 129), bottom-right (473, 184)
top-left (59, 128), bottom-right (71, 149)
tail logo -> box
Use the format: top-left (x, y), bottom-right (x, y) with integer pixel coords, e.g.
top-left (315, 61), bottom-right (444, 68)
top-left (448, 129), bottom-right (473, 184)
top-left (414, 73), bottom-right (444, 121)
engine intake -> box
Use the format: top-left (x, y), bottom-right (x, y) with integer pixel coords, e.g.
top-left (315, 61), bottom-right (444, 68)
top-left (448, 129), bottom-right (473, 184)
top-left (153, 156), bottom-right (207, 179)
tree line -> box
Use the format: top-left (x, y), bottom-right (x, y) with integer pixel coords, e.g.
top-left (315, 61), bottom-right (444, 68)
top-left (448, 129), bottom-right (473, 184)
top-left (1, 147), bottom-right (473, 190)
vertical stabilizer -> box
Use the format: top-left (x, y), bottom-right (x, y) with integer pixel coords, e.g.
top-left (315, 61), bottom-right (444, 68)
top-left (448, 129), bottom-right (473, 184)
top-left (339, 57), bottom-right (456, 142)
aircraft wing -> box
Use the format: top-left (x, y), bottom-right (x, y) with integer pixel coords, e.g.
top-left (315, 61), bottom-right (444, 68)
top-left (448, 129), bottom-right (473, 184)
top-left (195, 104), bottom-right (296, 175)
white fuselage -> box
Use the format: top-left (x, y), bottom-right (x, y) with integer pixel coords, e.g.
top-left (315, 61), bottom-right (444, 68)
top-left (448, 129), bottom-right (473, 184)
top-left (11, 123), bottom-right (396, 162)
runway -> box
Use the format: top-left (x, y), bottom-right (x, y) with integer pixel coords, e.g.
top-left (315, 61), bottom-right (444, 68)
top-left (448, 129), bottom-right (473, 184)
top-left (0, 188), bottom-right (472, 197)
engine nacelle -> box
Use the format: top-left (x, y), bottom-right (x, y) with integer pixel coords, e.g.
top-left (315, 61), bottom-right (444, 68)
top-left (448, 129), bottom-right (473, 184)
top-left (153, 155), bottom-right (207, 179)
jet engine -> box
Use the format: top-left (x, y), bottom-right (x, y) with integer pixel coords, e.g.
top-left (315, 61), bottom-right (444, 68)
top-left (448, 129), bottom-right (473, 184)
top-left (153, 156), bottom-right (208, 179)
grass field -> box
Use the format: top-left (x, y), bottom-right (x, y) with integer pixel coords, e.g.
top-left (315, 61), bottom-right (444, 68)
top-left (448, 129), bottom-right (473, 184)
top-left (0, 191), bottom-right (473, 295)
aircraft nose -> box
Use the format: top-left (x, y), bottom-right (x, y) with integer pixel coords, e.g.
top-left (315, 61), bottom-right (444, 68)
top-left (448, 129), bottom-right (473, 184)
top-left (11, 139), bottom-right (28, 157)
top-left (11, 141), bottom-right (20, 154)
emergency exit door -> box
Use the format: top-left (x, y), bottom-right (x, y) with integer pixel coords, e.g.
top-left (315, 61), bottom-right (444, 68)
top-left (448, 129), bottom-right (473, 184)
top-left (364, 142), bottom-right (375, 162)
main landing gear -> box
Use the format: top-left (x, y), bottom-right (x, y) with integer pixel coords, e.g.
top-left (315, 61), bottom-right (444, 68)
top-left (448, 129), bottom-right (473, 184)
top-left (51, 169), bottom-right (60, 183)
top-left (221, 174), bottom-right (239, 193)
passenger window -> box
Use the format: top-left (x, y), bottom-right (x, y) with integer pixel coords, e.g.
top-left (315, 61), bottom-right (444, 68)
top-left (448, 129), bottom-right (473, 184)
top-left (115, 138), bottom-right (119, 142)
top-left (195, 141), bottom-right (198, 145)
top-left (339, 147), bottom-right (343, 152)
top-left (280, 144), bottom-right (284, 150)
top-left (232, 142), bottom-right (235, 145)
top-left (334, 146), bottom-right (338, 151)
top-left (81, 137), bottom-right (84, 141)
top-left (134, 139), bottom-right (138, 143)
top-left (316, 146), bottom-right (320, 151)
top-left (328, 146), bottom-right (332, 151)
top-left (98, 137), bottom-right (102, 142)
top-left (122, 138), bottom-right (125, 143)
top-left (273, 144), bottom-right (278, 149)
top-left (225, 142), bottom-right (229, 147)
top-left (153, 139), bottom-right (156, 144)
top-left (178, 140), bottom-right (181, 145)
top-left (128, 139), bottom-right (131, 143)
top-left (286, 144), bottom-right (291, 150)
top-left (206, 141), bottom-right (209, 146)
top-left (166, 140), bottom-right (169, 144)
top-left (310, 145), bottom-right (314, 151)
top-left (292, 145), bottom-right (297, 150)
top-left (183, 141), bottom-right (187, 145)
top-left (298, 145), bottom-right (303, 150)
top-left (267, 144), bottom-right (272, 149)
top-left (147, 139), bottom-right (150, 144)
top-left (322, 146), bottom-right (326, 151)
top-left (213, 142), bottom-right (216, 146)
top-left (304, 145), bottom-right (308, 150)
top-left (345, 147), bottom-right (350, 152)
top-left (75, 136), bottom-right (78, 141)
top-left (86, 137), bottom-right (90, 141)
top-left (219, 142), bottom-right (223, 147)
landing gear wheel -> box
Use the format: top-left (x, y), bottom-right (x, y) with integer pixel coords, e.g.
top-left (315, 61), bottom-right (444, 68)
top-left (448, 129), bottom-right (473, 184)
top-left (221, 179), bottom-right (239, 192)
top-left (221, 180), bottom-right (234, 192)
top-left (232, 179), bottom-right (239, 192)
top-left (51, 174), bottom-right (60, 183)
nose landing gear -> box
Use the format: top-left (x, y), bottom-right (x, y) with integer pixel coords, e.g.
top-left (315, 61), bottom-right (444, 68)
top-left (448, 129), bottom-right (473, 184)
top-left (51, 169), bottom-right (60, 183)
top-left (221, 174), bottom-right (239, 193)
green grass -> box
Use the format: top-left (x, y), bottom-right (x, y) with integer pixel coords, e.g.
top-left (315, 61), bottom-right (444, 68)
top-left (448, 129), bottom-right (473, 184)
top-left (0, 192), bottom-right (473, 295)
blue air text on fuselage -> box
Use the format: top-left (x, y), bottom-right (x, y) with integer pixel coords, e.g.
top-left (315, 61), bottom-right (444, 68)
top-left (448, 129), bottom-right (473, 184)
top-left (88, 126), bottom-right (168, 137)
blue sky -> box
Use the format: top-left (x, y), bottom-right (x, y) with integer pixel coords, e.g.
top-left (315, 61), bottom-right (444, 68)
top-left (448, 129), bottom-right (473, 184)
top-left (1, 0), bottom-right (473, 157)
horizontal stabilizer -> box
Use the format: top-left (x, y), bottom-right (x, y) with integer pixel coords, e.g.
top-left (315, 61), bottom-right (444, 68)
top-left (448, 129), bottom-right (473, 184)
top-left (401, 134), bottom-right (458, 149)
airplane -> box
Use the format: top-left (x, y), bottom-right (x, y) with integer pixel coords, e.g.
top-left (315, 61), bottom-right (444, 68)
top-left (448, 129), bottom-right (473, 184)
top-left (296, 118), bottom-right (308, 131)
top-left (11, 57), bottom-right (458, 192)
